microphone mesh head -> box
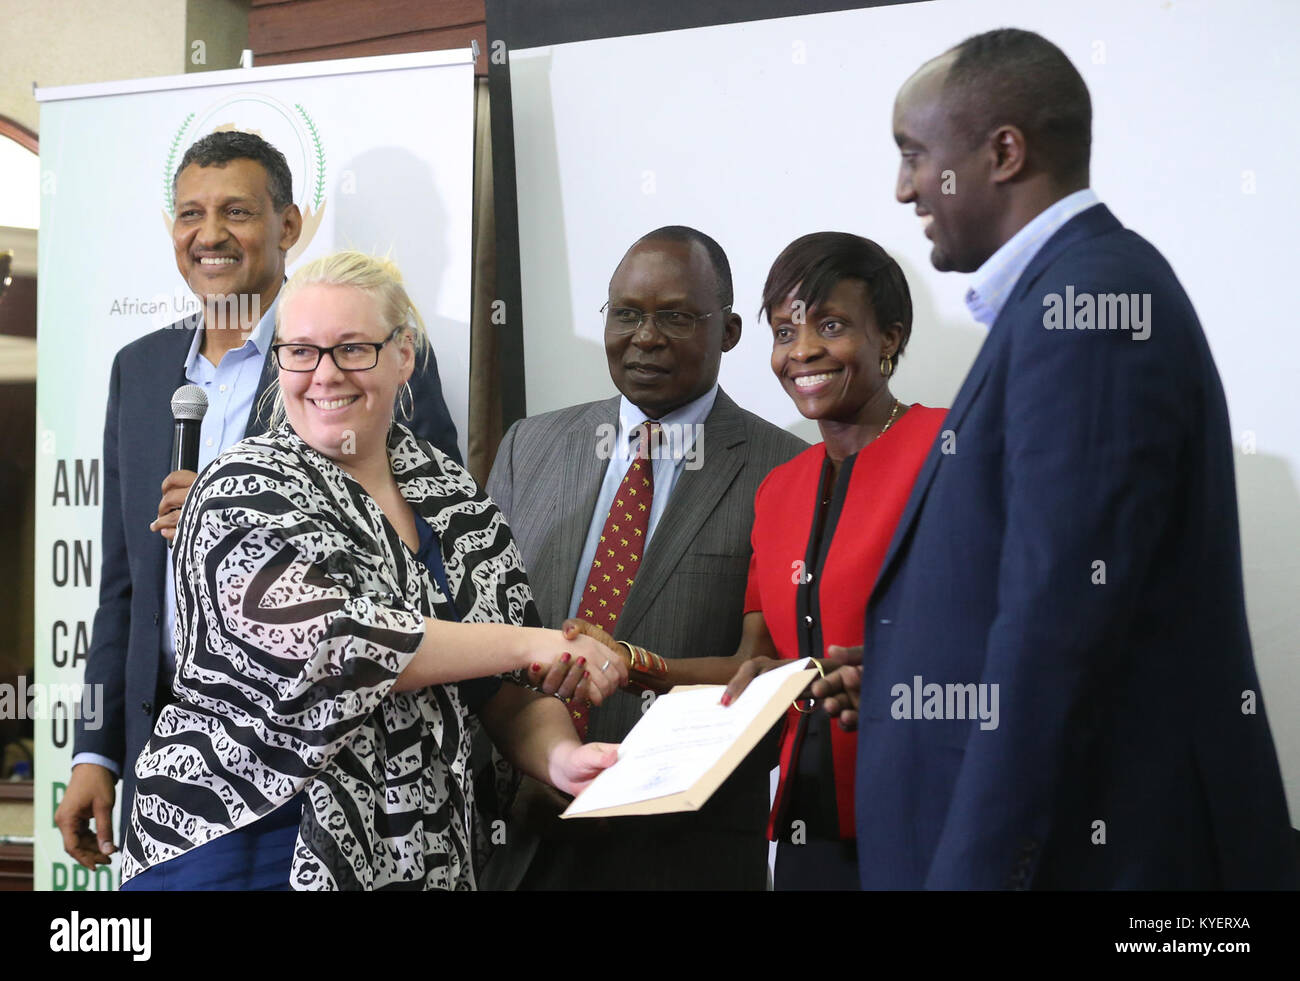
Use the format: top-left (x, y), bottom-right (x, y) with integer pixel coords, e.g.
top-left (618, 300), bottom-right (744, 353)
top-left (171, 384), bottom-right (209, 422)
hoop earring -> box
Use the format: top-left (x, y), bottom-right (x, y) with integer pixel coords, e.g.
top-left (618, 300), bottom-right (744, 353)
top-left (399, 381), bottom-right (414, 421)
top-left (879, 355), bottom-right (895, 378)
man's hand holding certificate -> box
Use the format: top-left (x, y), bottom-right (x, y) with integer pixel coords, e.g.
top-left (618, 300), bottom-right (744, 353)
top-left (562, 658), bottom-right (819, 819)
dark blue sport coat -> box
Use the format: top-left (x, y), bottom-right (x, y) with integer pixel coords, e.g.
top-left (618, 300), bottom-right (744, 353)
top-left (72, 312), bottom-right (460, 835)
top-left (855, 205), bottom-right (1296, 889)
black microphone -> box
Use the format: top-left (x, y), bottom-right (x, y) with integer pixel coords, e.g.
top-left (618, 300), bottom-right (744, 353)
top-left (170, 384), bottom-right (209, 473)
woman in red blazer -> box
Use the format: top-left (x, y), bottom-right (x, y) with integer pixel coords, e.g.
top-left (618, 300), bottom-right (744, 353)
top-left (541, 233), bottom-right (945, 889)
top-left (734, 232), bottom-right (946, 888)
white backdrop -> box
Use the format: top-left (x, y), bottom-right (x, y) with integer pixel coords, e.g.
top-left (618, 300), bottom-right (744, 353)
top-left (33, 49), bottom-right (475, 890)
top-left (508, 0), bottom-right (1300, 816)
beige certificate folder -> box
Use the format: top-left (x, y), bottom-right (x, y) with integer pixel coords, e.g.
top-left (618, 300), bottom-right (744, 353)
top-left (562, 657), bottom-right (819, 819)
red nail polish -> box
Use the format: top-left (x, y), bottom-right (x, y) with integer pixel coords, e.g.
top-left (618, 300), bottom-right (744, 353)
top-left (720, 693), bottom-right (732, 707)
top-left (531, 663), bottom-right (542, 673)
top-left (577, 656), bottom-right (586, 666)
top-left (561, 652), bottom-right (571, 663)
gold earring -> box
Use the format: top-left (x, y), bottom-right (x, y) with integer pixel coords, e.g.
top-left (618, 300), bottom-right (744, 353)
top-left (880, 355), bottom-right (895, 378)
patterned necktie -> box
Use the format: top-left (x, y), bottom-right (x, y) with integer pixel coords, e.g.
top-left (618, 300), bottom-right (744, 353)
top-left (570, 421), bottom-right (659, 737)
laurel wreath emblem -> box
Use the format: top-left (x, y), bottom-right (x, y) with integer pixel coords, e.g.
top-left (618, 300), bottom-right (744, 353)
top-left (295, 103), bottom-right (327, 210)
top-left (162, 113), bottom-right (196, 216)
top-left (159, 101), bottom-right (326, 261)
top-left (162, 105), bottom-right (325, 214)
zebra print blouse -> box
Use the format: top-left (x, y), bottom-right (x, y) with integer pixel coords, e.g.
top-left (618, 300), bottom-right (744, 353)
top-left (121, 423), bottom-right (536, 890)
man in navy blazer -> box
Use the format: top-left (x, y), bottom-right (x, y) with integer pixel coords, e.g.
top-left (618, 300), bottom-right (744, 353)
top-left (56, 132), bottom-right (459, 871)
top-left (845, 28), bottom-right (1295, 888)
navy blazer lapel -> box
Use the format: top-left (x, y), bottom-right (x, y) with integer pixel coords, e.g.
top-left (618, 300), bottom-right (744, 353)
top-left (147, 318), bottom-right (203, 634)
top-left (870, 205), bottom-right (1122, 601)
top-left (244, 284), bottom-right (288, 438)
top-left (615, 389), bottom-right (746, 638)
top-left (872, 327), bottom-right (1000, 595)
top-left (552, 398), bottom-right (618, 627)
top-left (1006, 204), bottom-right (1121, 307)
top-left (244, 346), bottom-right (279, 438)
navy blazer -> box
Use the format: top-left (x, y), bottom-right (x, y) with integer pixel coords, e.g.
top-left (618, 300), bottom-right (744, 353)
top-left (73, 313), bottom-right (460, 833)
top-left (855, 205), bottom-right (1295, 889)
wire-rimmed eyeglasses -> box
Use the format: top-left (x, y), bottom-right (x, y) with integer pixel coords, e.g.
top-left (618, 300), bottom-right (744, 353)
top-left (601, 302), bottom-right (730, 340)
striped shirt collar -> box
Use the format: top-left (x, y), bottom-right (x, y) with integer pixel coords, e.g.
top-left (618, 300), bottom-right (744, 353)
top-left (965, 188), bottom-right (1101, 327)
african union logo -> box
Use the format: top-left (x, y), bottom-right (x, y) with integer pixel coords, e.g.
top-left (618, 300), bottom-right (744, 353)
top-left (161, 91), bottom-right (327, 263)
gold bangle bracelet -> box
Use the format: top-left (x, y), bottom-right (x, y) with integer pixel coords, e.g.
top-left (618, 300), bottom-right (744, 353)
top-left (793, 660), bottom-right (826, 712)
top-left (615, 642), bottom-right (670, 683)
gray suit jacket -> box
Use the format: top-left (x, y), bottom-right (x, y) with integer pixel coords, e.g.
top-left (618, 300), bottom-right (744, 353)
top-left (484, 388), bottom-right (806, 888)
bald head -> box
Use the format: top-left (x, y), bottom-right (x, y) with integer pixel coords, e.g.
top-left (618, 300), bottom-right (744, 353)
top-left (932, 28), bottom-right (1092, 188)
top-left (893, 30), bottom-right (1093, 272)
top-left (616, 225), bottom-right (734, 309)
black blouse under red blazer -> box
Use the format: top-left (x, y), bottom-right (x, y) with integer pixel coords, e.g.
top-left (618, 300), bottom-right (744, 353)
top-left (745, 405), bottom-right (948, 839)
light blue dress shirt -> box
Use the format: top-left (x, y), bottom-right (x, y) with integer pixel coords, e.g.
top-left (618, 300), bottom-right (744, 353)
top-left (75, 296), bottom-right (279, 778)
top-left (964, 188), bottom-right (1101, 327)
top-left (567, 385), bottom-right (718, 620)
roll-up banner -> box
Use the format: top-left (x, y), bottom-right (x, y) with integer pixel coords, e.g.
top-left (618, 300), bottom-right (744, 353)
top-left (34, 49), bottom-right (474, 890)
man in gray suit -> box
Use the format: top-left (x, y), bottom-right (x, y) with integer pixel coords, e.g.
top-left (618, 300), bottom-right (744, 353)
top-left (484, 226), bottom-right (806, 889)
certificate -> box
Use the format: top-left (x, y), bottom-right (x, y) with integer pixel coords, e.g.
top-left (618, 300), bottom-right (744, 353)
top-left (562, 658), bottom-right (819, 819)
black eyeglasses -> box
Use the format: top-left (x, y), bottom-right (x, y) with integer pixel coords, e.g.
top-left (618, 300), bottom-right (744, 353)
top-left (601, 302), bottom-right (730, 340)
top-left (272, 327), bottom-right (403, 372)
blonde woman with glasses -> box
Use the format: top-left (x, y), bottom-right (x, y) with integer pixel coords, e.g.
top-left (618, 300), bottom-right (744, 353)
top-left (121, 251), bottom-right (624, 890)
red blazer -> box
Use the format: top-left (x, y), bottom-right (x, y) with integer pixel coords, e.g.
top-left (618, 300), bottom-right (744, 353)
top-left (745, 405), bottom-right (947, 839)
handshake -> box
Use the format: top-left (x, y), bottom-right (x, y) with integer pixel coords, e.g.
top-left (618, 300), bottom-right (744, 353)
top-left (523, 619), bottom-right (669, 705)
top-left (528, 619), bottom-right (863, 730)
